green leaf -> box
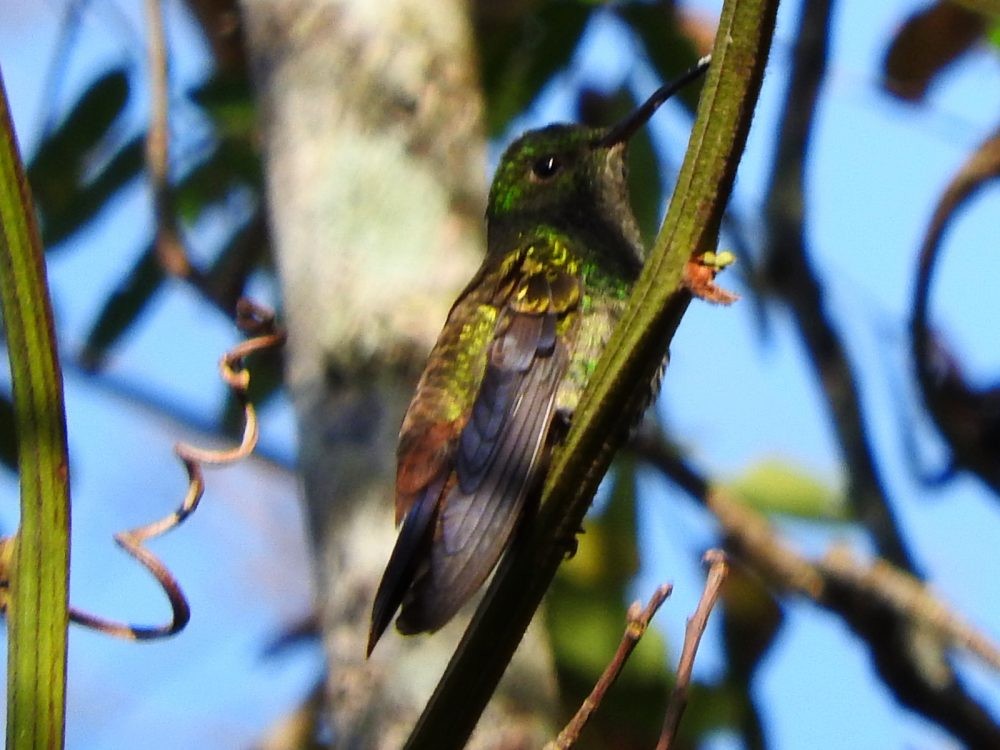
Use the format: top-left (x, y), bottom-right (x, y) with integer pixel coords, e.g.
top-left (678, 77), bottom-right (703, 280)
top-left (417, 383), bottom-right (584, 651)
top-left (727, 459), bottom-right (847, 520)
top-left (37, 136), bottom-right (144, 248)
top-left (174, 136), bottom-right (261, 223)
top-left (1, 66), bottom-right (71, 750)
top-left (27, 70), bottom-right (143, 249)
top-left (189, 73), bottom-right (258, 140)
top-left (990, 18), bottom-right (1000, 48)
top-left (79, 243), bottom-right (165, 370)
top-left (722, 565), bottom-right (783, 679)
top-left (549, 462), bottom-right (641, 640)
top-left (203, 210), bottom-right (270, 312)
top-left (31, 69), bottom-right (129, 169)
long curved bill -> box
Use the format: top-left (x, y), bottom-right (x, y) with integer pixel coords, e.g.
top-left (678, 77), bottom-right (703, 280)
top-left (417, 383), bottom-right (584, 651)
top-left (595, 54), bottom-right (712, 148)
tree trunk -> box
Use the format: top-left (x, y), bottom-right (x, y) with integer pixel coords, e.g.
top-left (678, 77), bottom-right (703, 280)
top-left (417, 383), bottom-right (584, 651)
top-left (239, 0), bottom-right (558, 745)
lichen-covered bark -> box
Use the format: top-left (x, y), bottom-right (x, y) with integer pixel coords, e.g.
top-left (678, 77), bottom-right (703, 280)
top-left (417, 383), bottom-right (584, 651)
top-left (239, 0), bottom-right (556, 744)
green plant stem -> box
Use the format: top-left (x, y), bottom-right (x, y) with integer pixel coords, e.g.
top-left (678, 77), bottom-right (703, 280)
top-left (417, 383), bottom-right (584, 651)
top-left (404, 0), bottom-right (779, 746)
top-left (0, 67), bottom-right (71, 749)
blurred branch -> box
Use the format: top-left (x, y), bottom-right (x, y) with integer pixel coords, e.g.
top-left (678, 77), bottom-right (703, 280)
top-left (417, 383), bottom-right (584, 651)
top-left (144, 0), bottom-right (245, 317)
top-left (546, 584), bottom-right (673, 750)
top-left (36, 0), bottom-right (90, 139)
top-left (405, 0), bottom-right (778, 746)
top-left (762, 0), bottom-right (916, 571)
top-left (0, 66), bottom-right (71, 750)
top-left (910, 129), bottom-right (1000, 496)
top-left (818, 545), bottom-right (1000, 671)
top-left (761, 1), bottom-right (1000, 743)
top-left (656, 550), bottom-right (729, 750)
top-left (146, 0), bottom-right (193, 279)
top-left (631, 432), bottom-right (1000, 744)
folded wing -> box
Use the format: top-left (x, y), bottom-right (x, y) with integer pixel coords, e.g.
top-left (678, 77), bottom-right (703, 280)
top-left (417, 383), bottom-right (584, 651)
top-left (368, 255), bottom-right (580, 652)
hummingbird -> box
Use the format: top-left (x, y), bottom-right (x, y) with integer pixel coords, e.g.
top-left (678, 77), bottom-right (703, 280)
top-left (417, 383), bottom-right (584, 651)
top-left (367, 57), bottom-right (712, 656)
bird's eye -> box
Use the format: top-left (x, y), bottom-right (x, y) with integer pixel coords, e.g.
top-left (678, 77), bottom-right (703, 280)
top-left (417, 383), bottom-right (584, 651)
top-left (531, 155), bottom-right (562, 180)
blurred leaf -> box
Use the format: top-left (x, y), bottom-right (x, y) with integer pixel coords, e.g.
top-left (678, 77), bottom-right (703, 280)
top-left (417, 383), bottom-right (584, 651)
top-left (175, 136), bottom-right (262, 222)
top-left (882, 1), bottom-right (988, 102)
top-left (0, 391), bottom-right (17, 471)
top-left (556, 457), bottom-right (640, 592)
top-left (204, 209), bottom-right (270, 311)
top-left (27, 70), bottom-right (143, 249)
top-left (189, 73), bottom-right (258, 140)
top-left (990, 17), bottom-right (1000, 47)
top-left (31, 69), bottom-right (129, 171)
top-left (178, 73), bottom-right (263, 237)
top-left (37, 136), bottom-right (144, 248)
top-left (727, 460), bottom-right (846, 520)
top-left (722, 566), bottom-right (783, 680)
top-left (79, 243), bottom-right (165, 370)
top-left (618, 2), bottom-right (703, 112)
top-left (474, 1), bottom-right (595, 135)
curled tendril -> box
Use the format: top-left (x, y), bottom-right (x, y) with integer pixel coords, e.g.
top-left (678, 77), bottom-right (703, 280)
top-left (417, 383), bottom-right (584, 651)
top-left (2, 298), bottom-right (286, 640)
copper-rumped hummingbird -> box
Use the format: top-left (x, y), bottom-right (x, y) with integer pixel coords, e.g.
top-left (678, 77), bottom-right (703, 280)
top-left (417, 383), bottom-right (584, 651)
top-left (368, 56), bottom-right (713, 656)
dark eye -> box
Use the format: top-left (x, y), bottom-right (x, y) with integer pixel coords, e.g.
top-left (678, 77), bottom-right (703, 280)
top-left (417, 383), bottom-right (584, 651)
top-left (531, 155), bottom-right (562, 179)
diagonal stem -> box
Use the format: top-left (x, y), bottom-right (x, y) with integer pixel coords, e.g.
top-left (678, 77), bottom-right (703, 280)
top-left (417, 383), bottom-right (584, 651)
top-left (0, 67), bottom-right (71, 750)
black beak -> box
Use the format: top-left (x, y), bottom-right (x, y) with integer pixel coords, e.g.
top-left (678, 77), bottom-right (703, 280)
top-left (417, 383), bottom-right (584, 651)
top-left (595, 54), bottom-right (711, 148)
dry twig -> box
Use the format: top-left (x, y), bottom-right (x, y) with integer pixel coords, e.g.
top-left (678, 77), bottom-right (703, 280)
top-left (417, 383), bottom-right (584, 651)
top-left (545, 584), bottom-right (674, 750)
top-left (656, 550), bottom-right (729, 750)
top-left (145, 0), bottom-right (194, 280)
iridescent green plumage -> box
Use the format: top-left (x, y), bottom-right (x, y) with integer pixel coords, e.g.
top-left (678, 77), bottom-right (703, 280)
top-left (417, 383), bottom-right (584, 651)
top-left (368, 61), bottom-right (710, 655)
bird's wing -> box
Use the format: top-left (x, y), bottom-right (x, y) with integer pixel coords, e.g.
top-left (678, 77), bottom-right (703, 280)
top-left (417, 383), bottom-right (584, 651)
top-left (395, 259), bottom-right (580, 634)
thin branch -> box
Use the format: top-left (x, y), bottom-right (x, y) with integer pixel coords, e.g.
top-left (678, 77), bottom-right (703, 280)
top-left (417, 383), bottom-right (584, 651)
top-left (910, 129), bottom-right (1000, 495)
top-left (818, 546), bottom-right (1000, 672)
top-left (146, 0), bottom-right (244, 319)
top-left (656, 550), bottom-right (729, 750)
top-left (632, 432), bottom-right (1000, 672)
top-left (404, 1), bottom-right (778, 745)
top-left (35, 0), bottom-right (91, 139)
top-left (146, 0), bottom-right (193, 279)
top-left (546, 584), bottom-right (674, 750)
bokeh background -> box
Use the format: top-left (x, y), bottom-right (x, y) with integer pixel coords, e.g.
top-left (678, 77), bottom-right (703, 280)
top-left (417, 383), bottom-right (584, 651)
top-left (0, 0), bottom-right (998, 747)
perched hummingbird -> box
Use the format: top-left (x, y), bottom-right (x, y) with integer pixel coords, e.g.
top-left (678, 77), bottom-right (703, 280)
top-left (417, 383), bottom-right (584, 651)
top-left (368, 57), bottom-right (712, 656)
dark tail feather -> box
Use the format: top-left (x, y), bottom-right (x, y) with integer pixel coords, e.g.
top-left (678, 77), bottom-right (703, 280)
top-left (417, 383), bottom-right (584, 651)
top-left (366, 480), bottom-right (442, 657)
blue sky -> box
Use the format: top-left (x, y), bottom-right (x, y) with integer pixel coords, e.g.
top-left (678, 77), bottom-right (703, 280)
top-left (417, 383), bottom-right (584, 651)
top-left (1, 0), bottom-right (999, 748)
